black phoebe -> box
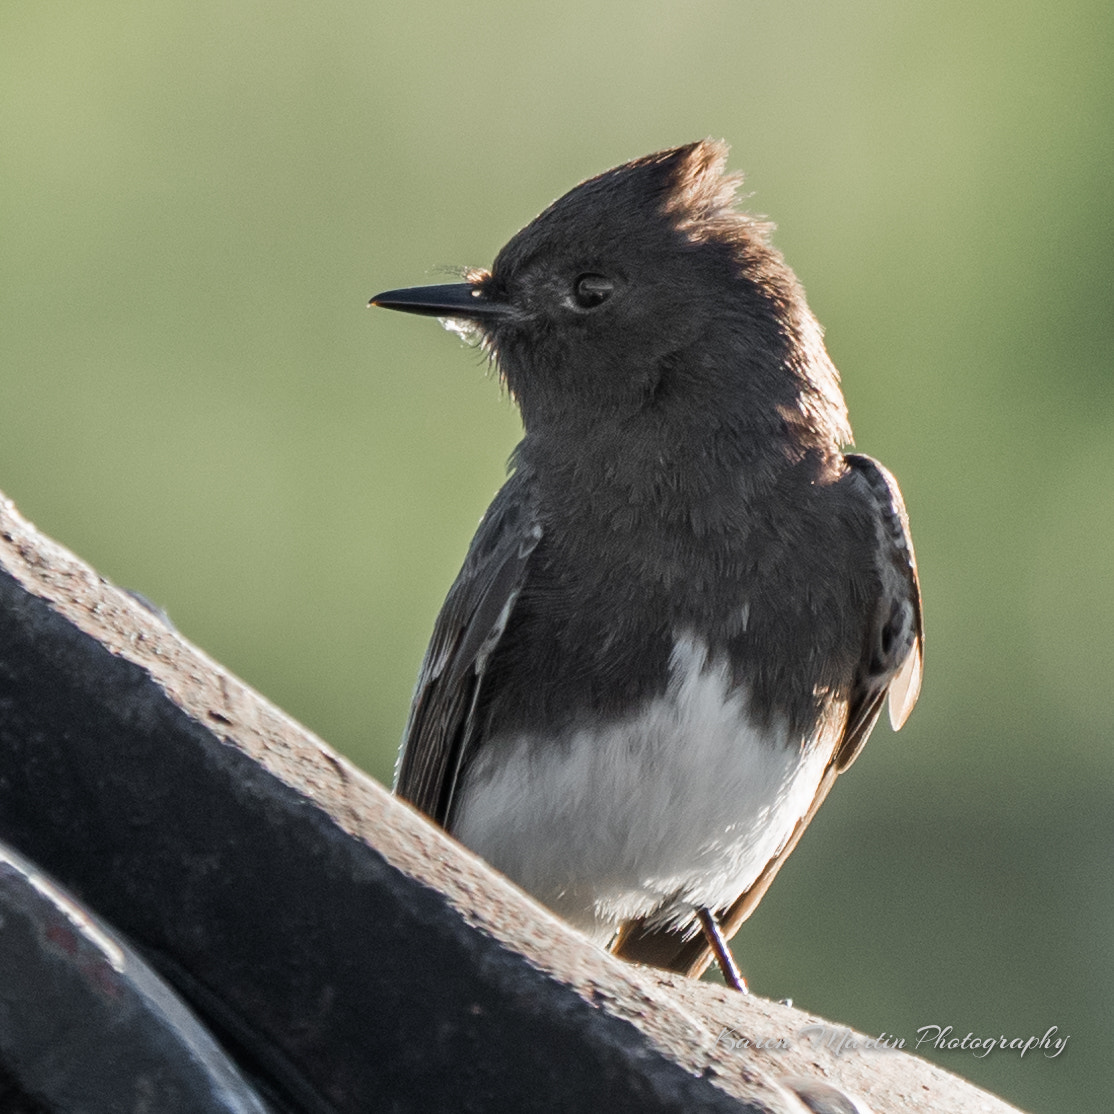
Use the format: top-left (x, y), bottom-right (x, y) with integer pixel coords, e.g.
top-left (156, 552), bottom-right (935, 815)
top-left (370, 141), bottom-right (922, 991)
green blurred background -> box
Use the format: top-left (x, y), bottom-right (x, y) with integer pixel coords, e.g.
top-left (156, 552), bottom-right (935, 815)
top-left (2, 3), bottom-right (1110, 1110)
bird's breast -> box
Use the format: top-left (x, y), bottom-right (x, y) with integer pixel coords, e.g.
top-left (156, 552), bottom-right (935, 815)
top-left (450, 632), bottom-right (841, 942)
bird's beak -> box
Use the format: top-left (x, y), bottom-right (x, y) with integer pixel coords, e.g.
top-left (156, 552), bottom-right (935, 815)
top-left (368, 282), bottom-right (510, 321)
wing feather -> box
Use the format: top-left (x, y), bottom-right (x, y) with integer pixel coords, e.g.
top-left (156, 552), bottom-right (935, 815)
top-left (394, 473), bottom-right (541, 825)
top-left (834, 453), bottom-right (923, 770)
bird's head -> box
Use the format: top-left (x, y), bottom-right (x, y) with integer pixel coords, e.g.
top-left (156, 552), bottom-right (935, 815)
top-left (372, 141), bottom-right (849, 451)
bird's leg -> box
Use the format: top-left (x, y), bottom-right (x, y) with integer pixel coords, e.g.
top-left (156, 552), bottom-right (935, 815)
top-left (698, 907), bottom-right (748, 993)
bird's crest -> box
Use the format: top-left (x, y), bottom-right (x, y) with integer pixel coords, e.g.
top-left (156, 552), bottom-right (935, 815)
top-left (656, 140), bottom-right (771, 246)
top-left (574, 139), bottom-right (775, 251)
top-left (503, 139), bottom-right (771, 265)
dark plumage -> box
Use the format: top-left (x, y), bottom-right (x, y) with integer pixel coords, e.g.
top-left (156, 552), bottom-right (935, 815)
top-left (371, 140), bottom-right (922, 987)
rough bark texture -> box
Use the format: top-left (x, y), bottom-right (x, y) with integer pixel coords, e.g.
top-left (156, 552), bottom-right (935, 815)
top-left (0, 493), bottom-right (1024, 1114)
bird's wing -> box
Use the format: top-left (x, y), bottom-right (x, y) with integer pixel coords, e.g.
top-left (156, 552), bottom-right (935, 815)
top-left (394, 472), bottom-right (542, 826)
top-left (613, 452), bottom-right (923, 978)
top-left (832, 453), bottom-right (923, 769)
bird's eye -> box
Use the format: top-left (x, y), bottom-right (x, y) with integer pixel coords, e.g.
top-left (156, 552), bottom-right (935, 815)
top-left (571, 273), bottom-right (614, 310)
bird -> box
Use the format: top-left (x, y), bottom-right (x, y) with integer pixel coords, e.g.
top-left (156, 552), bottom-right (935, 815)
top-left (369, 140), bottom-right (922, 991)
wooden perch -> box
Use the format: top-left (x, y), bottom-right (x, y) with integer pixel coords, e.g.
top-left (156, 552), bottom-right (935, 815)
top-left (0, 492), bottom-right (1024, 1113)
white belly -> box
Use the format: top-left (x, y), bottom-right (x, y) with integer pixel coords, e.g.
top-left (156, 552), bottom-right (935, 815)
top-left (451, 635), bottom-right (838, 943)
